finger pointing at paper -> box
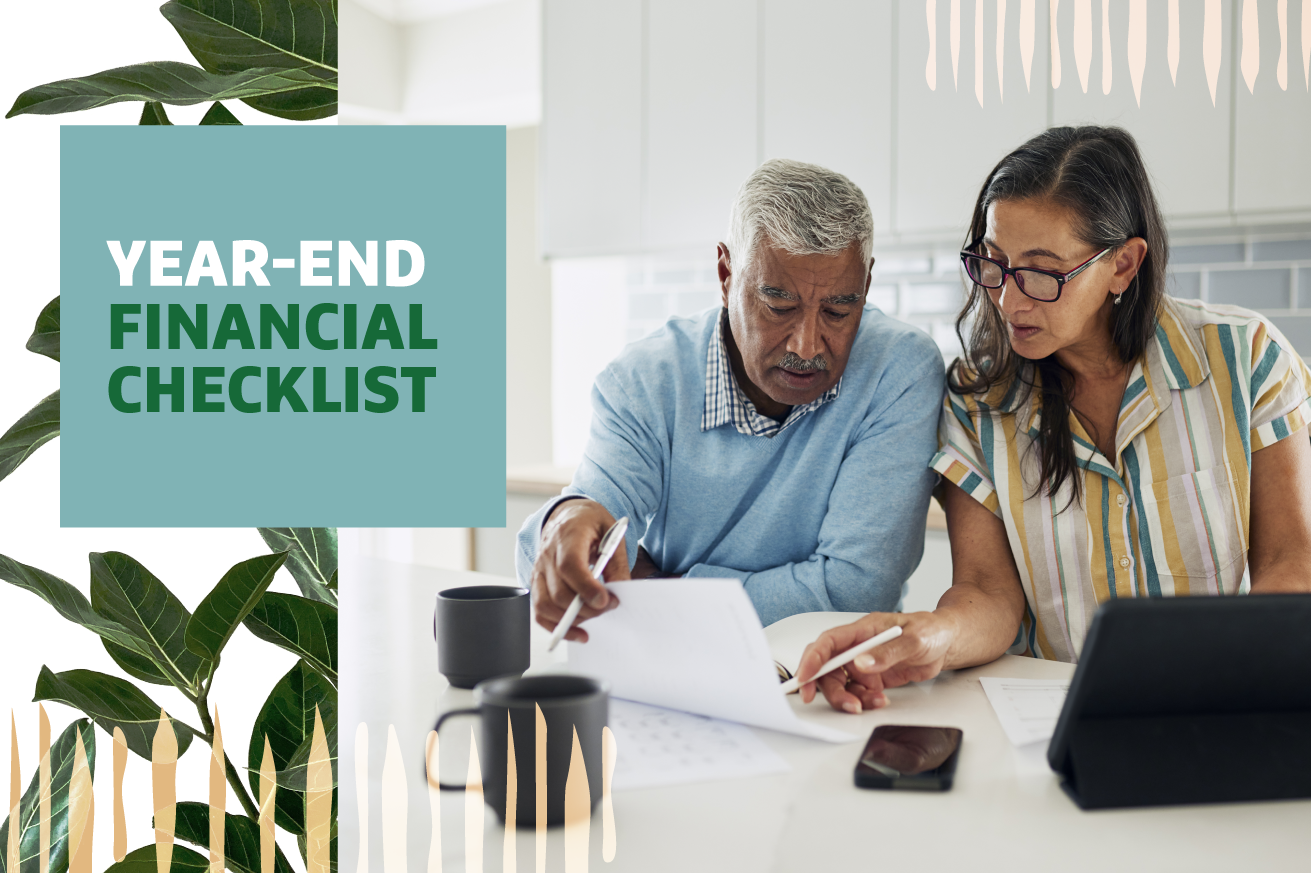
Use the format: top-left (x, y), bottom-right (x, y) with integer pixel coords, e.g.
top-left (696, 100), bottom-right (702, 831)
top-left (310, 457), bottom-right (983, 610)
top-left (795, 612), bottom-right (956, 713)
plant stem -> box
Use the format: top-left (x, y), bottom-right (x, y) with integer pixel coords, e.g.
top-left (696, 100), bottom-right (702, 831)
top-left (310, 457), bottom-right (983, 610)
top-left (197, 687), bottom-right (261, 820)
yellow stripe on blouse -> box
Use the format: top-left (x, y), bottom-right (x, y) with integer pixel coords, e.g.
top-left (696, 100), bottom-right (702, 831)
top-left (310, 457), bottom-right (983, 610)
top-left (930, 298), bottom-right (1311, 662)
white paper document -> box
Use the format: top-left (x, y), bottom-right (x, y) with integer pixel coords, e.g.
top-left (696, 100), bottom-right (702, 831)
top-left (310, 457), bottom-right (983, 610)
top-left (979, 677), bottom-right (1071, 746)
top-left (568, 578), bottom-right (854, 742)
top-left (607, 699), bottom-right (790, 789)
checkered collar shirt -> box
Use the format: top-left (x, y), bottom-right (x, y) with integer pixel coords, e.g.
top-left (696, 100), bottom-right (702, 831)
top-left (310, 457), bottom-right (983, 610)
top-left (701, 309), bottom-right (841, 437)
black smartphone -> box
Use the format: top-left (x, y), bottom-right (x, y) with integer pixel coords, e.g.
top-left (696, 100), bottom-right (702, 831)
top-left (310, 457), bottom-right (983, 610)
top-left (853, 724), bottom-right (963, 791)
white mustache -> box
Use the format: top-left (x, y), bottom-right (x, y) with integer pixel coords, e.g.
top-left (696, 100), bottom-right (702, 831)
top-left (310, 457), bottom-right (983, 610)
top-left (777, 352), bottom-right (828, 372)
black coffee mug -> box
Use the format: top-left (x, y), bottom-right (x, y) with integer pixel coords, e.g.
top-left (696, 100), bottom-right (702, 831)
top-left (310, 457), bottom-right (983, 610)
top-left (433, 674), bottom-right (608, 827)
top-left (434, 585), bottom-right (531, 689)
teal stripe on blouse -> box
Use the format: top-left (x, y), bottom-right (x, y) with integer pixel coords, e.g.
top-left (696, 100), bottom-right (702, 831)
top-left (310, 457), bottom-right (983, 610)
top-left (1123, 443), bottom-right (1162, 597)
top-left (1217, 328), bottom-right (1252, 461)
top-left (1100, 479), bottom-right (1117, 599)
top-left (1156, 322), bottom-right (1192, 386)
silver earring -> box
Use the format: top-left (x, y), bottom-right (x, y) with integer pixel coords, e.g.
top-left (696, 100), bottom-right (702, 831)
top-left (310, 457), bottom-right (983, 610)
top-left (1114, 288), bottom-right (1123, 305)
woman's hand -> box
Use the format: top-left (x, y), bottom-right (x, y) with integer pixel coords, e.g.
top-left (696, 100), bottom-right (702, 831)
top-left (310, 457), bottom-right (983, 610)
top-left (794, 611), bottom-right (958, 713)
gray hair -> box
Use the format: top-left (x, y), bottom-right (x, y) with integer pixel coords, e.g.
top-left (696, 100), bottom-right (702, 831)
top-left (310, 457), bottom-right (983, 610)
top-left (724, 158), bottom-right (874, 281)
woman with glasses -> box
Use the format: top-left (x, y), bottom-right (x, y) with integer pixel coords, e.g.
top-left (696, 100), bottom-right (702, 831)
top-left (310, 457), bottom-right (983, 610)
top-left (794, 125), bottom-right (1311, 713)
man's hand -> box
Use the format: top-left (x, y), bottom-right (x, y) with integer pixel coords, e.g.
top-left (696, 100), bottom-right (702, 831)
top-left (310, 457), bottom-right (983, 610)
top-left (532, 499), bottom-right (631, 643)
top-left (794, 611), bottom-right (957, 713)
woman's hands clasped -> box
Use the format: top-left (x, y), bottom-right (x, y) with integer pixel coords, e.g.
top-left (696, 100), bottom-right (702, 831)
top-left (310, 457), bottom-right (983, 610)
top-left (795, 611), bottom-right (959, 713)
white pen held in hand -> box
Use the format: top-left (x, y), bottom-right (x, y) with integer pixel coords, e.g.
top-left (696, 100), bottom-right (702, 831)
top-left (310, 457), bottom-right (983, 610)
top-left (779, 626), bottom-right (904, 695)
top-left (545, 516), bottom-right (630, 652)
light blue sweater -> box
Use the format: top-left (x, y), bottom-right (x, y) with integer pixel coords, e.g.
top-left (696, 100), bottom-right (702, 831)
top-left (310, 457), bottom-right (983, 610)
top-left (516, 306), bottom-right (945, 626)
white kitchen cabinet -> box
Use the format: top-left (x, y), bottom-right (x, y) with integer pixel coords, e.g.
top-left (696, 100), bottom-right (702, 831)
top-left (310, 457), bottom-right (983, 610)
top-left (1050, 0), bottom-right (1233, 220)
top-left (895, 0), bottom-right (1049, 239)
top-left (644, 0), bottom-right (760, 251)
top-left (1233, 0), bottom-right (1311, 217)
top-left (541, 0), bottom-right (644, 256)
top-left (760, 0), bottom-right (894, 236)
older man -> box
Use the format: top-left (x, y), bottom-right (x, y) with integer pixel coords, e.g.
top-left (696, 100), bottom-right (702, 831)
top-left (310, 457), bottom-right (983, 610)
top-left (517, 159), bottom-right (944, 640)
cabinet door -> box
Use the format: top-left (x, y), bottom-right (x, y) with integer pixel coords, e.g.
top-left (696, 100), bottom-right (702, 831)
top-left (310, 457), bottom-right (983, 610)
top-left (541, 0), bottom-right (644, 257)
top-left (644, 0), bottom-right (759, 251)
top-left (1050, 0), bottom-right (1232, 220)
top-left (761, 0), bottom-right (894, 236)
top-left (896, 0), bottom-right (1050, 237)
top-left (1234, 0), bottom-right (1311, 216)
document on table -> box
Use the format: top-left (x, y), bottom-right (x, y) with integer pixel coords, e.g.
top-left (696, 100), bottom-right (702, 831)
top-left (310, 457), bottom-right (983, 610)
top-left (607, 699), bottom-right (790, 789)
top-left (979, 677), bottom-right (1071, 746)
top-left (568, 578), bottom-right (854, 742)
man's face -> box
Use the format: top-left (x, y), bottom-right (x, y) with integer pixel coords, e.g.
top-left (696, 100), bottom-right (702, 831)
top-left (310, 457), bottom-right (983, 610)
top-left (718, 240), bottom-right (871, 414)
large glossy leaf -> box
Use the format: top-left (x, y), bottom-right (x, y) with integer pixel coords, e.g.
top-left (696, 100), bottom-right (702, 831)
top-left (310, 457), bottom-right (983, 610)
top-left (103, 844), bottom-right (208, 873)
top-left (0, 392), bottom-right (59, 484)
top-left (186, 553), bottom-right (286, 662)
top-left (242, 593), bottom-right (336, 685)
top-left (161, 0), bottom-right (338, 120)
top-left (90, 551), bottom-right (208, 690)
top-left (138, 101), bottom-right (172, 124)
top-left (102, 640), bottom-right (174, 686)
top-left (25, 297), bottom-right (59, 361)
top-left (0, 553), bottom-right (158, 664)
top-left (199, 102), bottom-right (241, 124)
top-left (34, 667), bottom-right (194, 760)
top-left (257, 528), bottom-right (337, 604)
top-left (171, 802), bottom-right (295, 873)
top-left (5, 63), bottom-right (334, 117)
top-left (0, 719), bottom-right (94, 873)
top-left (248, 662), bottom-right (335, 835)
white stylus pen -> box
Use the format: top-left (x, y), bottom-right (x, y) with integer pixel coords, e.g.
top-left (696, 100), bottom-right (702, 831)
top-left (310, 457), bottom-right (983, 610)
top-left (778, 626), bottom-right (904, 695)
top-left (545, 516), bottom-right (629, 652)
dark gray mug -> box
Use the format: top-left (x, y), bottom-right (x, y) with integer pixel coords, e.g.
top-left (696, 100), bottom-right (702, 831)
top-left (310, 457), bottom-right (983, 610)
top-left (434, 585), bottom-right (531, 689)
top-left (433, 674), bottom-right (609, 827)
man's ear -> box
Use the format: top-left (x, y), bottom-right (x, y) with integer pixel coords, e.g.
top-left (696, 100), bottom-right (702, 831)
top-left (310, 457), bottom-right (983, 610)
top-left (717, 243), bottom-right (733, 307)
top-left (865, 256), bottom-right (875, 296)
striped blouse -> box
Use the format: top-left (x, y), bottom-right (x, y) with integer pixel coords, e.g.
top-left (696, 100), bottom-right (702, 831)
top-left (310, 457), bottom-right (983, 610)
top-left (930, 297), bottom-right (1311, 662)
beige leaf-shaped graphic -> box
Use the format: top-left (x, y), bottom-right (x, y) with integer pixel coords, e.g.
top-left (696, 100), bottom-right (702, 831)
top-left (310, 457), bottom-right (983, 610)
top-left (927, 0), bottom-right (939, 90)
top-left (113, 728), bottom-right (128, 863)
top-left (424, 730), bottom-right (440, 873)
top-left (464, 728), bottom-right (483, 873)
top-left (8, 713), bottom-right (18, 873)
top-left (602, 727), bottom-right (618, 864)
top-left (1051, 0), bottom-right (1063, 88)
top-left (997, 0), bottom-right (1008, 101)
top-left (1075, 0), bottom-right (1092, 92)
top-left (503, 715), bottom-right (516, 873)
top-left (39, 705), bottom-right (50, 873)
top-left (1241, 0), bottom-right (1259, 92)
top-left (1204, 0), bottom-right (1222, 105)
top-left (1101, 0), bottom-right (1112, 94)
top-left (1020, 0), bottom-right (1036, 90)
top-left (975, 0), bottom-right (985, 105)
top-left (153, 709), bottom-right (177, 873)
top-left (1168, 0), bottom-right (1180, 84)
top-left (209, 711), bottom-right (224, 873)
top-left (952, 0), bottom-right (962, 88)
top-left (381, 726), bottom-right (404, 873)
top-left (1129, 0), bottom-right (1146, 105)
top-left (306, 707), bottom-right (332, 873)
top-left (67, 728), bottom-right (92, 873)
top-left (563, 728), bottom-right (589, 873)
top-left (1276, 0), bottom-right (1288, 90)
top-left (536, 705), bottom-right (546, 873)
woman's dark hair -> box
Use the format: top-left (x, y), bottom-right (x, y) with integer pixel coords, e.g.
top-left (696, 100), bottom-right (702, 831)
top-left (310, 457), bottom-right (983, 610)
top-left (951, 125), bottom-right (1169, 506)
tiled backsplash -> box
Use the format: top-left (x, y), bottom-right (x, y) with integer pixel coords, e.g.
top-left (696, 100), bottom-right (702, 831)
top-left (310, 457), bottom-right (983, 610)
top-left (622, 227), bottom-right (1311, 361)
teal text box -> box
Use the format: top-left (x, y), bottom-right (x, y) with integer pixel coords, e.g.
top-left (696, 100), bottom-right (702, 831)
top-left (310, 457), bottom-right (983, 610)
top-left (61, 126), bottom-right (506, 526)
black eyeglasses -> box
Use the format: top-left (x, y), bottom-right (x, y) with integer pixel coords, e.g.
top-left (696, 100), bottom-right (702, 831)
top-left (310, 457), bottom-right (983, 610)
top-left (960, 238), bottom-right (1114, 302)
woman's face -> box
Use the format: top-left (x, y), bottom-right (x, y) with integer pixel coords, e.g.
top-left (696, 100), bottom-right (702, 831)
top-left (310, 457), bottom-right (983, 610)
top-left (982, 198), bottom-right (1133, 363)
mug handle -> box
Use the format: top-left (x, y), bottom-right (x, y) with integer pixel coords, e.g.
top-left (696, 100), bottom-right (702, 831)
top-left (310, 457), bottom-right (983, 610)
top-left (431, 707), bottom-right (481, 791)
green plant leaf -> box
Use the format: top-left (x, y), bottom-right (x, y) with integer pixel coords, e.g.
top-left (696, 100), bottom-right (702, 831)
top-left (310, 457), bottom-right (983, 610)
top-left (161, 0), bottom-right (338, 121)
top-left (186, 552), bottom-right (287, 662)
top-left (242, 593), bottom-right (337, 685)
top-left (0, 391), bottom-right (59, 484)
top-left (199, 102), bottom-right (241, 124)
top-left (257, 528), bottom-right (337, 604)
top-left (102, 845), bottom-right (209, 873)
top-left (138, 101), bottom-right (172, 124)
top-left (102, 639), bottom-right (175, 686)
top-left (327, 569), bottom-right (337, 590)
top-left (171, 803), bottom-right (296, 873)
top-left (0, 719), bottom-right (94, 873)
top-left (5, 62), bottom-right (334, 118)
top-left (25, 296), bottom-right (59, 361)
top-left (248, 661), bottom-right (335, 835)
top-left (0, 553), bottom-right (159, 665)
top-left (34, 666), bottom-right (195, 760)
top-left (90, 551), bottom-right (208, 690)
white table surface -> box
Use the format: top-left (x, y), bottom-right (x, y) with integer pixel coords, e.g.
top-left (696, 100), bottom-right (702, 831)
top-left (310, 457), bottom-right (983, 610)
top-left (341, 557), bottom-right (1311, 872)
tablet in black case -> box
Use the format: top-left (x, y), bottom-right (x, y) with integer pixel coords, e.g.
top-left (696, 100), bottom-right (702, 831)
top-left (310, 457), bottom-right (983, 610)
top-left (1047, 594), bottom-right (1311, 810)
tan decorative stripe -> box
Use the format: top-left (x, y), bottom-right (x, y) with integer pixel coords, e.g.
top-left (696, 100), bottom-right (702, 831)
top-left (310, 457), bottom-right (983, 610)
top-left (39, 705), bottom-right (50, 873)
top-left (464, 728), bottom-right (483, 873)
top-left (152, 710), bottom-right (177, 873)
top-left (8, 712), bottom-right (19, 873)
top-left (67, 727), bottom-right (92, 873)
top-left (564, 727), bottom-right (590, 873)
top-left (535, 706), bottom-right (546, 873)
top-left (113, 728), bottom-right (128, 863)
top-left (306, 706), bottom-right (332, 873)
top-left (381, 725), bottom-right (405, 873)
top-left (209, 711), bottom-right (224, 873)
top-left (503, 714), bottom-right (516, 873)
top-left (258, 737), bottom-right (275, 873)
